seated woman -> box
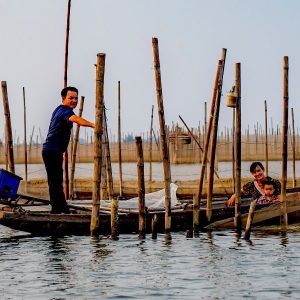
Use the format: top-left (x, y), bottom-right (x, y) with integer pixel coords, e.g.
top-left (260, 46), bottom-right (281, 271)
top-left (227, 161), bottom-right (281, 206)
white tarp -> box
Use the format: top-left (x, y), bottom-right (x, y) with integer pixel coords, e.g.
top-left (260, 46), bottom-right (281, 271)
top-left (100, 183), bottom-right (180, 210)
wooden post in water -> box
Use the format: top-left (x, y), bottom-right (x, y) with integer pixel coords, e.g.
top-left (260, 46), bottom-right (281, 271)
top-left (206, 58), bottom-right (225, 222)
top-left (69, 96), bottom-right (84, 199)
top-left (103, 107), bottom-right (114, 201)
top-left (152, 37), bottom-right (172, 239)
top-left (103, 107), bottom-right (118, 239)
top-left (195, 48), bottom-right (226, 234)
top-left (149, 105), bottom-right (154, 184)
top-left (1, 81), bottom-right (15, 174)
top-left (90, 53), bottom-right (105, 236)
top-left (23, 87), bottom-right (28, 187)
top-left (291, 108), bottom-right (296, 187)
top-left (244, 199), bottom-right (257, 240)
top-left (264, 100), bottom-right (269, 176)
top-left (117, 81), bottom-right (124, 198)
top-left (281, 56), bottom-right (289, 229)
top-left (135, 136), bottom-right (146, 239)
top-left (234, 63), bottom-right (242, 230)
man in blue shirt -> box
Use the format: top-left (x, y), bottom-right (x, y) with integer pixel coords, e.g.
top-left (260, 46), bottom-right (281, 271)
top-left (42, 86), bottom-right (95, 214)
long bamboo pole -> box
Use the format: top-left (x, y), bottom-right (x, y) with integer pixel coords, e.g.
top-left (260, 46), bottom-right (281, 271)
top-left (291, 108), bottom-right (296, 187)
top-left (194, 49), bottom-right (227, 234)
top-left (90, 53), bottom-right (105, 236)
top-left (149, 105), bottom-right (154, 183)
top-left (103, 107), bottom-right (114, 201)
top-left (69, 96), bottom-right (84, 199)
top-left (63, 0), bottom-right (72, 200)
top-left (1, 81), bottom-right (15, 174)
top-left (23, 87), bottom-right (28, 186)
top-left (117, 81), bottom-right (124, 198)
top-left (281, 56), bottom-right (289, 229)
top-left (103, 107), bottom-right (119, 238)
top-left (135, 136), bottom-right (146, 239)
top-left (206, 57), bottom-right (226, 222)
top-left (152, 37), bottom-right (172, 239)
top-left (264, 100), bottom-right (269, 176)
top-left (234, 63), bottom-right (242, 230)
top-left (232, 109), bottom-right (235, 193)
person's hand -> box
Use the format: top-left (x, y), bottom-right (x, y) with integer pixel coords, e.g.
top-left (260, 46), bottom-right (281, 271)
top-left (227, 194), bottom-right (236, 207)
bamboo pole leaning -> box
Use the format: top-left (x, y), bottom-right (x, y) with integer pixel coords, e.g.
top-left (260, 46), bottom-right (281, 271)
top-left (135, 136), bottom-right (146, 239)
top-left (23, 87), bottom-right (28, 188)
top-left (194, 49), bottom-right (226, 235)
top-left (149, 105), bottom-right (154, 184)
top-left (69, 96), bottom-right (84, 199)
top-left (152, 37), bottom-right (172, 239)
top-left (1, 81), bottom-right (15, 174)
top-left (206, 56), bottom-right (226, 222)
top-left (91, 53), bottom-right (105, 236)
top-left (103, 106), bottom-right (118, 239)
top-left (280, 56), bottom-right (289, 229)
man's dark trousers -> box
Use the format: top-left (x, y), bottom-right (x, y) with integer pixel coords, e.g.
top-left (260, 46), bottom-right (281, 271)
top-left (42, 150), bottom-right (70, 214)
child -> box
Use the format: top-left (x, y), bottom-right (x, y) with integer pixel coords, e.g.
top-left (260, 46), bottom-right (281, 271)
top-left (257, 179), bottom-right (281, 205)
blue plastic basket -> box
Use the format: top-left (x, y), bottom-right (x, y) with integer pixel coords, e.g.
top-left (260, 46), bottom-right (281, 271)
top-left (0, 169), bottom-right (23, 199)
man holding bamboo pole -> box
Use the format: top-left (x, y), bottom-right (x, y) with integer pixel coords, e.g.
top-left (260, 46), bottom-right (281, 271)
top-left (42, 86), bottom-right (95, 214)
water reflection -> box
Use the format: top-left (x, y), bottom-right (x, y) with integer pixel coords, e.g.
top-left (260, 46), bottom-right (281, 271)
top-left (90, 236), bottom-right (112, 261)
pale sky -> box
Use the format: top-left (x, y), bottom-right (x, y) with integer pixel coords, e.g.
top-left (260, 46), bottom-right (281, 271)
top-left (0, 0), bottom-right (299, 143)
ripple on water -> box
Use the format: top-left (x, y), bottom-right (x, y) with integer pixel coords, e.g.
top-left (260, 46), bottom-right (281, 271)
top-left (1, 225), bottom-right (300, 299)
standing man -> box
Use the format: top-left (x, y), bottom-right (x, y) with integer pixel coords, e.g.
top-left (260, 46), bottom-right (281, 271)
top-left (42, 86), bottom-right (95, 214)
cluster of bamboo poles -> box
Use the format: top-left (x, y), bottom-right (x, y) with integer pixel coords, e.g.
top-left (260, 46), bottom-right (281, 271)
top-left (0, 0), bottom-right (293, 238)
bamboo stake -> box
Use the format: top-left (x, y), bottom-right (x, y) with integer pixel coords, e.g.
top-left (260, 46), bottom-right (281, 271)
top-left (206, 58), bottom-right (225, 222)
top-left (281, 56), bottom-right (289, 229)
top-left (195, 49), bottom-right (226, 233)
top-left (1, 81), bottom-right (15, 174)
top-left (100, 136), bottom-right (108, 200)
top-left (117, 81), bottom-right (124, 198)
top-left (103, 107), bottom-right (119, 238)
top-left (69, 96), bottom-right (84, 199)
top-left (264, 100), bottom-right (269, 176)
top-left (63, 0), bottom-right (72, 200)
top-left (103, 107), bottom-right (114, 201)
top-left (234, 63), bottom-right (242, 230)
top-left (23, 87), bottom-right (28, 186)
top-left (232, 109), bottom-right (235, 193)
top-left (135, 136), bottom-right (146, 239)
top-left (291, 108), bottom-right (296, 188)
top-left (149, 105), bottom-right (154, 183)
top-left (244, 199), bottom-right (257, 240)
top-left (90, 53), bottom-right (105, 236)
top-left (152, 37), bottom-right (172, 239)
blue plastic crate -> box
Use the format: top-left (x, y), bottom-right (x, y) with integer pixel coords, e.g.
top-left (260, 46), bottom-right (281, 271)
top-left (0, 169), bottom-right (23, 199)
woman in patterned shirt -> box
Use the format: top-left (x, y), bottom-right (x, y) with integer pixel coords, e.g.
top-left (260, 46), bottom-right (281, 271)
top-left (227, 161), bottom-right (281, 206)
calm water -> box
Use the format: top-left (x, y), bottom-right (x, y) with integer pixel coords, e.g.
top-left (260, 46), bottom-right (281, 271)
top-left (1, 226), bottom-right (300, 299)
top-left (1, 160), bottom-right (300, 181)
top-left (1, 161), bottom-right (300, 299)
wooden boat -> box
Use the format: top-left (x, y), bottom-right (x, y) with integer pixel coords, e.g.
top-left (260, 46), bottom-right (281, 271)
top-left (1, 193), bottom-right (300, 236)
top-left (0, 195), bottom-right (253, 236)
